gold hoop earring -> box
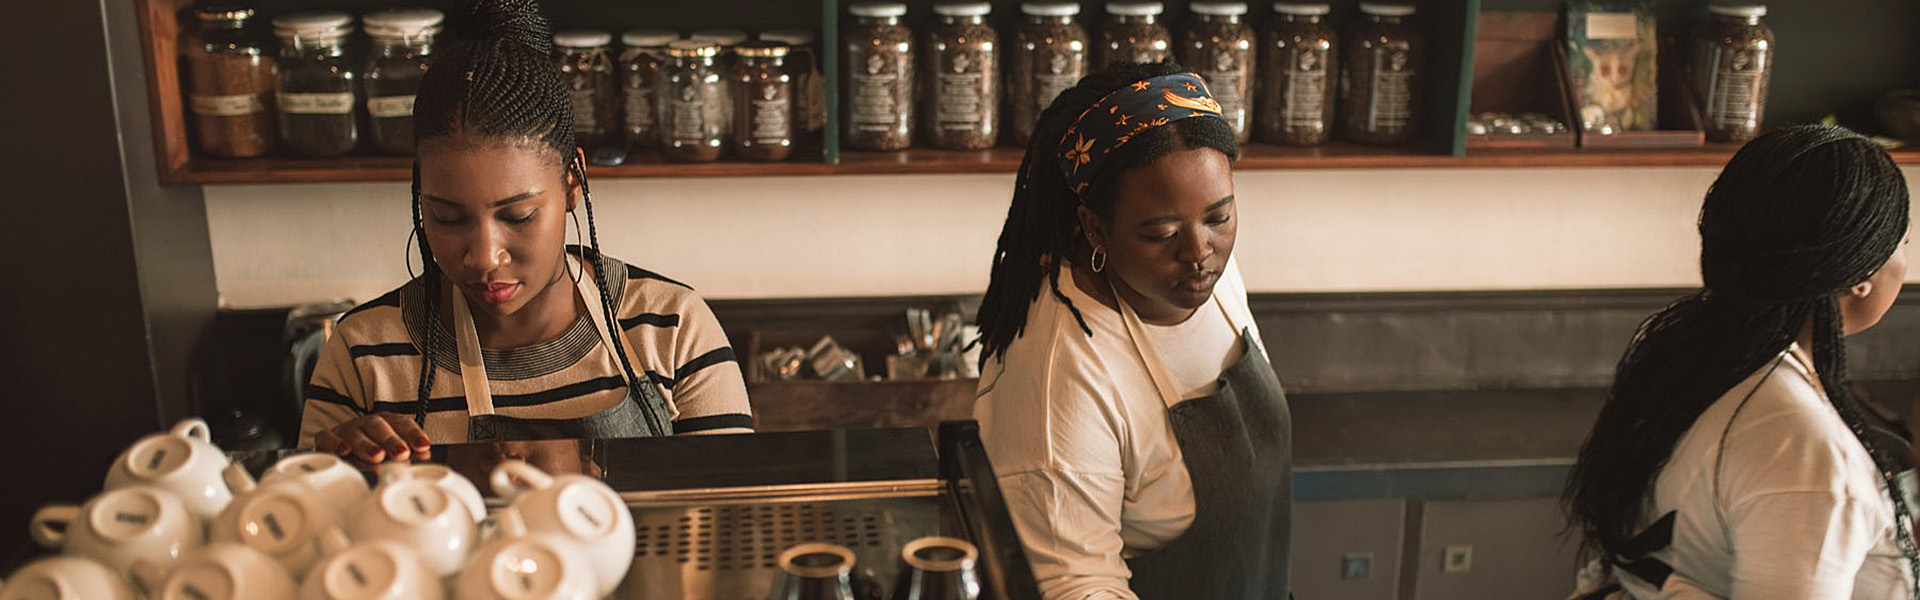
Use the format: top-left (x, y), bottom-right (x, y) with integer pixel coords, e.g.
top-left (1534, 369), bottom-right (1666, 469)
top-left (404, 227), bottom-right (420, 279)
top-left (566, 211), bottom-right (584, 283)
top-left (1090, 247), bottom-right (1108, 273)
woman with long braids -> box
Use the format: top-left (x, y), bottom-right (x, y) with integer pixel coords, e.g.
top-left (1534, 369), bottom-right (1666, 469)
top-left (296, 0), bottom-right (751, 460)
top-left (1566, 125), bottom-right (1915, 598)
top-left (973, 61), bottom-right (1290, 599)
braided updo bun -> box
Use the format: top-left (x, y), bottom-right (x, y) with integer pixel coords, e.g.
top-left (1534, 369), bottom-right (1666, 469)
top-left (413, 0), bottom-right (573, 156)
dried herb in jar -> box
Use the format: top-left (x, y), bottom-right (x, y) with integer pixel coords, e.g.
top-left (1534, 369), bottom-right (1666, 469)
top-left (844, 2), bottom-right (916, 151)
top-left (924, 2), bottom-right (999, 150)
top-left (1008, 2), bottom-right (1089, 147)
top-left (1180, 1), bottom-right (1255, 143)
top-left (620, 29), bottom-right (679, 152)
top-left (1692, 4), bottom-right (1772, 143)
top-left (273, 10), bottom-right (360, 158)
top-left (660, 41), bottom-right (730, 163)
top-left (1340, 3), bottom-right (1422, 146)
top-left (361, 7), bottom-right (442, 156)
top-left (184, 6), bottom-right (276, 158)
top-left (1258, 2), bottom-right (1337, 146)
top-left (1099, 2), bottom-right (1171, 67)
top-left (761, 29), bottom-right (826, 151)
top-left (733, 42), bottom-right (795, 162)
top-left (555, 30), bottom-right (619, 152)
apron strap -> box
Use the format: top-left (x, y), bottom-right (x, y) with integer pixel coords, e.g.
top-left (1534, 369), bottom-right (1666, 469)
top-left (1110, 273), bottom-right (1236, 410)
top-left (450, 288), bottom-right (497, 418)
top-left (570, 255), bottom-right (679, 430)
top-left (1608, 511), bottom-right (1678, 589)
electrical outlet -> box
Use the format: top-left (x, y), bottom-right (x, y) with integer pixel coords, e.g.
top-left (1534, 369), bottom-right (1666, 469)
top-left (1341, 552), bottom-right (1373, 580)
top-left (1443, 544), bottom-right (1474, 574)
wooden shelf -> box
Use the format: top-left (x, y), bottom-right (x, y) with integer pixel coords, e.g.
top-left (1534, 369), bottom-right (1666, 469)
top-left (163, 142), bottom-right (1920, 184)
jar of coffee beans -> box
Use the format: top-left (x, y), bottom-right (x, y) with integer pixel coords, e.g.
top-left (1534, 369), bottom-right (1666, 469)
top-left (272, 11), bottom-right (360, 157)
top-left (733, 42), bottom-right (795, 162)
top-left (184, 5), bottom-right (276, 158)
top-left (925, 2), bottom-right (999, 150)
top-left (1008, 2), bottom-right (1089, 147)
top-left (1099, 2), bottom-right (1171, 67)
top-left (555, 30), bottom-right (619, 152)
top-left (761, 29), bottom-right (825, 151)
top-left (844, 2), bottom-right (916, 151)
top-left (1258, 2), bottom-right (1336, 146)
top-left (1340, 3), bottom-right (1422, 145)
top-left (361, 7), bottom-right (442, 156)
top-left (660, 41), bottom-right (730, 162)
top-left (1180, 1), bottom-right (1255, 143)
top-left (692, 29), bottom-right (750, 72)
top-left (1692, 4), bottom-right (1772, 143)
top-left (620, 29), bottom-right (679, 152)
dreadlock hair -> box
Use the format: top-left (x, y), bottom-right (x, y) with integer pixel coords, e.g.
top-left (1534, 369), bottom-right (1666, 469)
top-left (405, 0), bottom-right (668, 435)
top-left (1565, 126), bottom-right (1913, 565)
top-left (976, 61), bottom-right (1240, 368)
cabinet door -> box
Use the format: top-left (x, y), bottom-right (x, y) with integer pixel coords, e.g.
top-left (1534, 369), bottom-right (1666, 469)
top-left (1412, 498), bottom-right (1581, 600)
top-left (1291, 499), bottom-right (1409, 600)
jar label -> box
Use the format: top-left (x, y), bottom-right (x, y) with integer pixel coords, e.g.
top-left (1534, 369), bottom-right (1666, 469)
top-left (1706, 47), bottom-right (1767, 129)
top-left (626, 87), bottom-right (656, 130)
top-left (278, 92), bottom-right (355, 115)
top-left (937, 72), bottom-right (987, 128)
top-left (570, 88), bottom-right (599, 133)
top-left (804, 74), bottom-right (828, 131)
top-left (368, 95), bottom-right (415, 118)
top-left (1034, 72), bottom-right (1082, 115)
top-left (1283, 49), bottom-right (1330, 128)
top-left (751, 95), bottom-right (793, 143)
top-left (1369, 51), bottom-right (1414, 129)
top-left (1203, 66), bottom-right (1248, 132)
top-left (850, 72), bottom-right (905, 129)
top-left (670, 98), bottom-right (707, 142)
top-left (190, 94), bottom-right (266, 117)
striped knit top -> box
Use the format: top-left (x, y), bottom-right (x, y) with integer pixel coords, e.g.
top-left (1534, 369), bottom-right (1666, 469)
top-left (296, 249), bottom-right (753, 447)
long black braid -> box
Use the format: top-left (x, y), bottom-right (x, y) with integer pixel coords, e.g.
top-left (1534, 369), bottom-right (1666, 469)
top-left (404, 0), bottom-right (668, 435)
top-left (1565, 126), bottom-right (1917, 584)
top-left (976, 62), bottom-right (1239, 368)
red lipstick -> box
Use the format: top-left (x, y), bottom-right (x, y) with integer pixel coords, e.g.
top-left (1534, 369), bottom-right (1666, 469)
top-left (467, 282), bottom-right (520, 305)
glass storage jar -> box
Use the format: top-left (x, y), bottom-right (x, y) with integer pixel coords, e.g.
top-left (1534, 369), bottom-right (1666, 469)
top-left (659, 40), bottom-right (730, 162)
top-left (620, 29), bottom-right (679, 152)
top-left (555, 30), bottom-right (618, 151)
top-left (1179, 1), bottom-right (1255, 143)
top-left (843, 2), bottom-right (916, 151)
top-left (1339, 2), bottom-right (1422, 145)
top-left (1258, 2), bottom-right (1337, 146)
top-left (761, 29), bottom-right (825, 150)
top-left (1007, 2), bottom-right (1089, 147)
top-left (1098, 2), bottom-right (1170, 67)
top-left (1692, 4), bottom-right (1772, 143)
top-left (924, 2), bottom-right (999, 150)
top-left (184, 5), bottom-right (276, 158)
top-left (733, 42), bottom-right (795, 162)
top-left (361, 7), bottom-right (442, 155)
top-left (273, 10), bottom-right (360, 157)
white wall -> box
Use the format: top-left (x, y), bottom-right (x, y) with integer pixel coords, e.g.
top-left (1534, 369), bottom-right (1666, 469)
top-left (202, 166), bottom-right (1920, 309)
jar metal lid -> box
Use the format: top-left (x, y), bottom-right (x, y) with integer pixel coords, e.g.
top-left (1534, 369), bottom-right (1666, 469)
top-left (1359, 2), bottom-right (1416, 16)
top-left (736, 41), bottom-right (792, 58)
top-left (1107, 2), bottom-right (1166, 16)
top-left (1022, 2), bottom-right (1083, 16)
top-left (1272, 2), bottom-right (1331, 15)
top-left (1707, 4), bottom-right (1767, 17)
top-left (665, 40), bottom-right (722, 58)
top-left (691, 29), bottom-right (749, 46)
top-left (849, 2), bottom-right (910, 18)
top-left (363, 7), bottom-right (444, 41)
top-left (760, 29), bottom-right (818, 45)
top-left (621, 29), bottom-right (680, 47)
top-left (935, 2), bottom-right (994, 17)
top-left (553, 29), bottom-right (613, 48)
top-left (272, 10), bottom-right (354, 41)
top-left (195, 5), bottom-right (255, 22)
top-left (1191, 2), bottom-right (1249, 16)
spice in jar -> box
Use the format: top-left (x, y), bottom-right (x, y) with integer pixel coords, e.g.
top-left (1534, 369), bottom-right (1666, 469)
top-left (733, 42), bottom-right (795, 162)
top-left (620, 29), bottom-right (679, 152)
top-left (1099, 2), bottom-right (1170, 67)
top-left (1008, 2), bottom-right (1089, 147)
top-left (844, 2), bottom-right (916, 151)
top-left (1258, 2), bottom-right (1337, 146)
top-left (761, 29), bottom-right (825, 150)
top-left (1692, 4), bottom-right (1772, 143)
top-left (1340, 2), bottom-right (1422, 146)
top-left (184, 6), bottom-right (276, 158)
top-left (555, 30), bottom-right (618, 151)
top-left (361, 7), bottom-right (442, 156)
top-left (1180, 1), bottom-right (1255, 143)
top-left (273, 11), bottom-right (360, 157)
top-left (659, 40), bottom-right (730, 162)
top-left (925, 2), bottom-right (1000, 150)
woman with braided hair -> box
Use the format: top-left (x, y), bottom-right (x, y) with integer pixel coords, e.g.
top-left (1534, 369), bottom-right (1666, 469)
top-left (973, 61), bottom-right (1290, 599)
top-left (1566, 125), bottom-right (1915, 599)
top-left (296, 0), bottom-right (751, 460)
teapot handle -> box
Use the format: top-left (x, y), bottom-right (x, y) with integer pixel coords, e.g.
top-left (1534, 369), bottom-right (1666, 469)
top-left (171, 418), bottom-right (212, 442)
top-left (489, 460), bottom-right (552, 502)
top-left (28, 504), bottom-right (78, 548)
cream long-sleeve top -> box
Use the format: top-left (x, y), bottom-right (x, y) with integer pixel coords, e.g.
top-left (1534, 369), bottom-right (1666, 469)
top-left (1621, 344), bottom-right (1913, 599)
top-left (974, 259), bottom-right (1260, 600)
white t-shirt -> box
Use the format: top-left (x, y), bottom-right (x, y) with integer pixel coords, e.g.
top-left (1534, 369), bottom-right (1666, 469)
top-left (974, 260), bottom-right (1260, 600)
top-left (1622, 345), bottom-right (1914, 600)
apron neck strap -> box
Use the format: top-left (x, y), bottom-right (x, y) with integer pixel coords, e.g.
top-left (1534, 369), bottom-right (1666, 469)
top-left (1109, 273), bottom-right (1234, 410)
top-left (450, 254), bottom-right (637, 418)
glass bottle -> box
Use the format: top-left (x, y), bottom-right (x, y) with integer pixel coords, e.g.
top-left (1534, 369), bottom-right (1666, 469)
top-left (361, 7), bottom-right (442, 156)
top-left (1098, 2), bottom-right (1170, 67)
top-left (692, 28), bottom-right (750, 72)
top-left (843, 2), bottom-right (916, 151)
top-left (761, 29), bottom-right (825, 151)
top-left (1692, 4), bottom-right (1773, 143)
top-left (733, 42), bottom-right (795, 162)
top-left (1008, 2), bottom-right (1089, 147)
top-left (1179, 1), bottom-right (1255, 143)
top-left (1339, 3), bottom-right (1422, 146)
top-left (924, 2), bottom-right (999, 150)
top-left (659, 40), bottom-right (730, 162)
top-left (620, 29), bottom-right (679, 152)
top-left (183, 5), bottom-right (276, 158)
top-left (273, 11), bottom-right (360, 157)
top-left (554, 30), bottom-right (618, 151)
top-left (1258, 2), bottom-right (1337, 146)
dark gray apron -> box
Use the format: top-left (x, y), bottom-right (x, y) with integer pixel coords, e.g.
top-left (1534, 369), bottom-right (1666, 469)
top-left (453, 255), bottom-right (675, 443)
top-left (1110, 285), bottom-right (1293, 600)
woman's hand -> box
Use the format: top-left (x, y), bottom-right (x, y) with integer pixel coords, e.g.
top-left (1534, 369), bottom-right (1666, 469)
top-left (313, 412), bottom-right (431, 465)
